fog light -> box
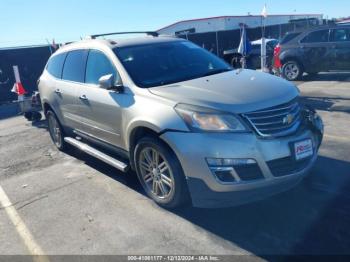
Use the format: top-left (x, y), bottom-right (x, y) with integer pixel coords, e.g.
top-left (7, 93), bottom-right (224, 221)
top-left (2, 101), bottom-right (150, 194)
top-left (206, 158), bottom-right (256, 167)
top-left (210, 167), bottom-right (236, 183)
top-left (206, 158), bottom-right (257, 183)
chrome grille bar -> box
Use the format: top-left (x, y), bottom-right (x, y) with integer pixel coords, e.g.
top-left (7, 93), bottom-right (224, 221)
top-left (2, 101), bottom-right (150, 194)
top-left (247, 102), bottom-right (299, 115)
top-left (242, 100), bottom-right (302, 138)
top-left (247, 103), bottom-right (300, 120)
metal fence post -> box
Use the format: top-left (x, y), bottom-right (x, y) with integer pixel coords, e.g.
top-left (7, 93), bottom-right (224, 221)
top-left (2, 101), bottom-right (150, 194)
top-left (215, 31), bottom-right (219, 56)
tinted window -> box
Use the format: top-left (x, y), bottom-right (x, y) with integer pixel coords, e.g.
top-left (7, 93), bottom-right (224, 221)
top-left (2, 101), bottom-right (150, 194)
top-left (301, 30), bottom-right (329, 43)
top-left (267, 40), bottom-right (279, 49)
top-left (332, 29), bottom-right (350, 42)
top-left (114, 41), bottom-right (231, 88)
top-left (62, 50), bottom-right (88, 82)
top-left (85, 50), bottom-right (117, 85)
top-left (46, 53), bottom-right (67, 78)
top-left (280, 33), bottom-right (301, 44)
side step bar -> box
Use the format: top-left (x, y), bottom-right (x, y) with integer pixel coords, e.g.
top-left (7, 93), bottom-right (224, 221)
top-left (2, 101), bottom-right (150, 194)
top-left (64, 137), bottom-right (129, 172)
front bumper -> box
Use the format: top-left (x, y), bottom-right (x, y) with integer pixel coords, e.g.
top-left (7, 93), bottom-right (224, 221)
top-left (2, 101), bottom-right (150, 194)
top-left (160, 119), bottom-right (323, 208)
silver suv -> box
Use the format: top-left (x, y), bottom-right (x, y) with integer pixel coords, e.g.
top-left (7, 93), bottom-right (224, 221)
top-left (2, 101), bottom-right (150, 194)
top-left (38, 32), bottom-right (324, 208)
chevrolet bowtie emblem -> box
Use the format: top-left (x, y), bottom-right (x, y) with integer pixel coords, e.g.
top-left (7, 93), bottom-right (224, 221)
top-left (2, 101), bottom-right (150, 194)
top-left (283, 114), bottom-right (294, 125)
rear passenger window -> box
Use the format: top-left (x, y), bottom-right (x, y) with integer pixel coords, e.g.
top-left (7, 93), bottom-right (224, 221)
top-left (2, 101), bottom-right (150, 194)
top-left (62, 50), bottom-right (88, 82)
top-left (301, 30), bottom-right (329, 43)
top-left (280, 32), bottom-right (301, 44)
top-left (85, 50), bottom-right (118, 85)
top-left (46, 53), bottom-right (67, 78)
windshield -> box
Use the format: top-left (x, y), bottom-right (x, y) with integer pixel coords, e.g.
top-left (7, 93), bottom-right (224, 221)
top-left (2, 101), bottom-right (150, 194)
top-left (114, 41), bottom-right (232, 88)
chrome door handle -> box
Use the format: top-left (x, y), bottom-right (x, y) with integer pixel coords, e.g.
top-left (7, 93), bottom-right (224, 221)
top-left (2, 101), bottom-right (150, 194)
top-left (79, 95), bottom-right (88, 101)
top-left (54, 89), bottom-right (62, 94)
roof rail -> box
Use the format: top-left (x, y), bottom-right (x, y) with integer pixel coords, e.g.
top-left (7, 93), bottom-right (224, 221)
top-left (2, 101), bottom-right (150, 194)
top-left (90, 31), bottom-right (159, 39)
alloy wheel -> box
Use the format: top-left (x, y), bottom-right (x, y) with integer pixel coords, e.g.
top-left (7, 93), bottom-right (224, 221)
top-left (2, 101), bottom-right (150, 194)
top-left (284, 63), bottom-right (300, 80)
top-left (139, 147), bottom-right (174, 199)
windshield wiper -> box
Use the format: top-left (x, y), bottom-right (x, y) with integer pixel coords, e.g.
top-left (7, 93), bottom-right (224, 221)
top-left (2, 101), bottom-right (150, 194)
top-left (200, 68), bottom-right (232, 77)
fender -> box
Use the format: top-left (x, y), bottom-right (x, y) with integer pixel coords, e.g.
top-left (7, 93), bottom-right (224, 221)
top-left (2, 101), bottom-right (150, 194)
top-left (41, 99), bottom-right (65, 126)
top-left (280, 49), bottom-right (304, 68)
top-left (124, 120), bottom-right (162, 149)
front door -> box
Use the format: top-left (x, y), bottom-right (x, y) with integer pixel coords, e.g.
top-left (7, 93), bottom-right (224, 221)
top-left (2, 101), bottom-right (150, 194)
top-left (330, 28), bottom-right (350, 70)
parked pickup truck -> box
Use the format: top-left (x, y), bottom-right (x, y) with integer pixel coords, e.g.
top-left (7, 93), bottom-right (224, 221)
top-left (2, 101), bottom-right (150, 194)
top-left (223, 38), bottom-right (279, 70)
top-left (38, 32), bottom-right (323, 208)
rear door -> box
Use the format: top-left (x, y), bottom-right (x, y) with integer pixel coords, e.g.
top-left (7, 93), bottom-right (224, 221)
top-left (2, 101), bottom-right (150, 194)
top-left (44, 52), bottom-right (67, 122)
top-left (330, 28), bottom-right (350, 70)
top-left (75, 49), bottom-right (124, 147)
top-left (299, 29), bottom-right (333, 72)
top-left (59, 49), bottom-right (89, 128)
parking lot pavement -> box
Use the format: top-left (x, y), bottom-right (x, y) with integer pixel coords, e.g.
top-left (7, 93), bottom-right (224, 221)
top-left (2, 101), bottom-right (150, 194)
top-left (0, 73), bottom-right (350, 257)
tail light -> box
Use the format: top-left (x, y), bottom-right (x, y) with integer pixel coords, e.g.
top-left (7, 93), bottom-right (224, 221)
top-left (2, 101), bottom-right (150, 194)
top-left (274, 44), bottom-right (281, 58)
top-left (273, 44), bottom-right (282, 68)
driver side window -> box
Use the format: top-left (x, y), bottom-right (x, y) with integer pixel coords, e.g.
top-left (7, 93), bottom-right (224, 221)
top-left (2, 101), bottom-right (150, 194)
top-left (85, 49), bottom-right (119, 85)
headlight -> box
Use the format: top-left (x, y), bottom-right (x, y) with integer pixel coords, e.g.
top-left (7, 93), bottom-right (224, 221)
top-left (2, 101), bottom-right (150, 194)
top-left (175, 104), bottom-right (247, 132)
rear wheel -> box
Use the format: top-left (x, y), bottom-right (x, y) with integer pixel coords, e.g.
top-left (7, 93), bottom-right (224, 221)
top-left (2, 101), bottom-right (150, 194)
top-left (134, 136), bottom-right (190, 208)
top-left (282, 60), bottom-right (303, 81)
top-left (46, 110), bottom-right (66, 151)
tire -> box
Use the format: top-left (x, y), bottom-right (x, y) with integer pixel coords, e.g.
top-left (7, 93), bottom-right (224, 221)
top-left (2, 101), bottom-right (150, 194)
top-left (46, 110), bottom-right (67, 151)
top-left (282, 60), bottom-right (303, 81)
top-left (24, 112), bottom-right (33, 121)
top-left (32, 112), bottom-right (42, 122)
top-left (134, 136), bottom-right (190, 208)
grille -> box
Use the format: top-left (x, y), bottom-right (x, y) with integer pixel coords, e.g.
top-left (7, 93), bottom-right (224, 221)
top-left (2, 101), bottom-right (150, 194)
top-left (234, 164), bottom-right (264, 181)
top-left (243, 100), bottom-right (301, 137)
top-left (267, 156), bottom-right (312, 177)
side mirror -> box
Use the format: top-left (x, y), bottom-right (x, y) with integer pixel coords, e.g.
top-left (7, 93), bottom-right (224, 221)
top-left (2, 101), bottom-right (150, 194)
top-left (98, 74), bottom-right (124, 93)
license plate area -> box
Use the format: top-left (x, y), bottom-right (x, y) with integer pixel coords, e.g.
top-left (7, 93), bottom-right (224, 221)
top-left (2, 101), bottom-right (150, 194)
top-left (291, 139), bottom-right (314, 161)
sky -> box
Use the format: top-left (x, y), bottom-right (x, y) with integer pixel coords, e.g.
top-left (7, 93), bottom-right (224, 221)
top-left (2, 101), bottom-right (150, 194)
top-left (0, 0), bottom-right (349, 47)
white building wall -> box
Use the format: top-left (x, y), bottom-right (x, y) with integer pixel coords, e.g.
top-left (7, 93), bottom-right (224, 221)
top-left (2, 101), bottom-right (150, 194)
top-left (158, 18), bottom-right (227, 35)
top-left (158, 14), bottom-right (323, 35)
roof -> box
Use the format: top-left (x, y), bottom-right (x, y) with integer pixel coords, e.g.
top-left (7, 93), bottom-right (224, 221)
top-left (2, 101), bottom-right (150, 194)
top-left (53, 35), bottom-right (182, 55)
top-left (337, 19), bottom-right (350, 24)
top-left (251, 38), bottom-right (278, 45)
top-left (157, 14), bottom-right (323, 32)
top-left (106, 35), bottom-right (181, 48)
top-left (289, 24), bottom-right (350, 34)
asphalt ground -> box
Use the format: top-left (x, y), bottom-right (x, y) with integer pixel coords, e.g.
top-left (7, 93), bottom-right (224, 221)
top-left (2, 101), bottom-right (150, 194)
top-left (0, 72), bottom-right (349, 259)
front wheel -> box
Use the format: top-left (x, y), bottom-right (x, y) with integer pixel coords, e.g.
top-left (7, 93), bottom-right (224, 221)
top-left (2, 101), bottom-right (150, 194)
top-left (282, 61), bottom-right (303, 81)
top-left (134, 136), bottom-right (190, 208)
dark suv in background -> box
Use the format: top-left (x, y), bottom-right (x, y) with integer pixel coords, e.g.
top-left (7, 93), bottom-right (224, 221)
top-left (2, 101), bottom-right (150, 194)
top-left (275, 25), bottom-right (350, 81)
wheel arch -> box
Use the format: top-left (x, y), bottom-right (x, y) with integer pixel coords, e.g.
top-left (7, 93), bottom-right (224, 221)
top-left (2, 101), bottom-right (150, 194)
top-left (42, 101), bottom-right (67, 132)
top-left (280, 55), bottom-right (305, 71)
top-left (42, 101), bottom-right (53, 116)
top-left (127, 122), bottom-right (186, 171)
top-left (128, 125), bottom-right (163, 170)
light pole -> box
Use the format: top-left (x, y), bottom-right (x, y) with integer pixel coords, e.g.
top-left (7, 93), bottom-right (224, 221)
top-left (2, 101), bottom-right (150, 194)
top-left (261, 4), bottom-right (268, 72)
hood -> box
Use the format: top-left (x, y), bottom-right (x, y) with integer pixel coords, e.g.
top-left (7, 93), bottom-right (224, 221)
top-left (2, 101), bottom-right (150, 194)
top-left (149, 70), bottom-right (299, 113)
